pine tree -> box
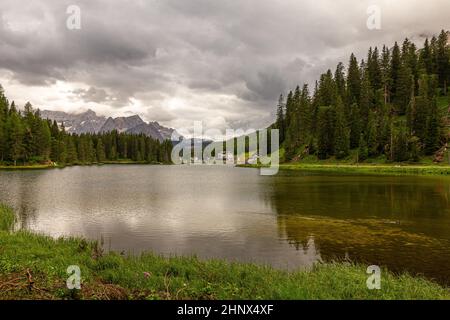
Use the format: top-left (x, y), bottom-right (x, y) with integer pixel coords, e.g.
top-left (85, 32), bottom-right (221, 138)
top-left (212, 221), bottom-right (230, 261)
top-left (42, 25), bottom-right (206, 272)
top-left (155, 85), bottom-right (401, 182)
top-left (317, 107), bottom-right (334, 159)
top-left (403, 41), bottom-right (419, 93)
top-left (334, 62), bottom-right (346, 99)
top-left (390, 42), bottom-right (401, 102)
top-left (380, 114), bottom-right (392, 157)
top-left (394, 61), bottom-right (413, 114)
top-left (37, 118), bottom-right (51, 161)
top-left (381, 45), bottom-right (391, 105)
top-left (367, 112), bottom-right (379, 156)
top-left (118, 134), bottom-right (128, 159)
top-left (368, 47), bottom-right (382, 91)
top-left (309, 81), bottom-right (320, 136)
top-left (334, 98), bottom-right (350, 159)
top-left (409, 136), bottom-right (421, 162)
top-left (285, 86), bottom-right (301, 156)
top-left (419, 38), bottom-right (434, 75)
top-left (430, 36), bottom-right (439, 75)
top-left (347, 53), bottom-right (361, 105)
top-left (359, 68), bottom-right (373, 129)
top-left (0, 86), bottom-right (9, 162)
top-left (298, 84), bottom-right (311, 143)
top-left (358, 133), bottom-right (369, 161)
top-left (65, 136), bottom-right (78, 163)
top-left (411, 75), bottom-right (432, 141)
top-left (96, 138), bottom-right (106, 162)
top-left (436, 30), bottom-right (450, 94)
top-left (7, 109), bottom-right (24, 166)
top-left (391, 124), bottom-right (410, 162)
top-left (22, 102), bottom-right (35, 160)
top-left (424, 98), bottom-right (441, 155)
top-left (318, 70), bottom-right (338, 107)
top-left (284, 91), bottom-right (294, 131)
top-left (276, 94), bottom-right (285, 143)
top-left (349, 103), bottom-right (361, 148)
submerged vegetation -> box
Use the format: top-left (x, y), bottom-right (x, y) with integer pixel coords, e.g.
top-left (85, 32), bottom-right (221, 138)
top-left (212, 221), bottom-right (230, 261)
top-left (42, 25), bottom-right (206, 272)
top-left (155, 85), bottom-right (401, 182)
top-left (0, 204), bottom-right (448, 300)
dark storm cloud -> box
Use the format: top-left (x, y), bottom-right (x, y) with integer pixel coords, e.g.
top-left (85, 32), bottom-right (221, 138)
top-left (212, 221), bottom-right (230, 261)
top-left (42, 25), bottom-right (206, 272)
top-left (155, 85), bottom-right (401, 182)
top-left (1, 0), bottom-right (450, 130)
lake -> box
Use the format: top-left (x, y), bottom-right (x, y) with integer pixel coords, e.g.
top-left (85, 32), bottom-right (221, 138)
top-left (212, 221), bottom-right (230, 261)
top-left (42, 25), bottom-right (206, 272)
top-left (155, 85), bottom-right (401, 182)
top-left (1, 165), bottom-right (450, 285)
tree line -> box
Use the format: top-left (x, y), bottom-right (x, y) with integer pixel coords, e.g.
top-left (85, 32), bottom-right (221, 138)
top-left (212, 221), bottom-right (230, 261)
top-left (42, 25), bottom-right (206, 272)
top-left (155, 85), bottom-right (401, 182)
top-left (275, 30), bottom-right (450, 162)
top-left (0, 88), bottom-right (173, 166)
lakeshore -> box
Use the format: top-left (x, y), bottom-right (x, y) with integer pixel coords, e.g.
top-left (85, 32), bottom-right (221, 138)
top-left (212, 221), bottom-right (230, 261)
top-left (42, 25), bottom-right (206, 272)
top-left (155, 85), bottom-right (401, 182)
top-left (0, 204), bottom-right (449, 300)
top-left (239, 162), bottom-right (450, 176)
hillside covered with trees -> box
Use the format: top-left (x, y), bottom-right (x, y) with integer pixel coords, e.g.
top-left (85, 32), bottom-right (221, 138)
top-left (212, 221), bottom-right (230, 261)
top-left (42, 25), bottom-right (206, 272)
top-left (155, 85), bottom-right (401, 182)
top-left (275, 30), bottom-right (450, 163)
top-left (0, 88), bottom-right (173, 166)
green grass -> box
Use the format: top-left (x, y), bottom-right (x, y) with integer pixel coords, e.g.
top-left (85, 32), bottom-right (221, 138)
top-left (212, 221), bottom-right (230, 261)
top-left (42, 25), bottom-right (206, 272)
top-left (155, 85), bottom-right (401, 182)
top-left (240, 143), bottom-right (450, 176)
top-left (240, 150), bottom-right (450, 176)
top-left (0, 205), bottom-right (449, 300)
top-left (239, 162), bottom-right (450, 176)
top-left (276, 163), bottom-right (450, 176)
top-left (0, 204), bottom-right (15, 232)
top-left (0, 160), bottom-right (167, 170)
top-left (437, 95), bottom-right (449, 111)
top-left (0, 164), bottom-right (58, 170)
top-left (101, 159), bottom-right (164, 165)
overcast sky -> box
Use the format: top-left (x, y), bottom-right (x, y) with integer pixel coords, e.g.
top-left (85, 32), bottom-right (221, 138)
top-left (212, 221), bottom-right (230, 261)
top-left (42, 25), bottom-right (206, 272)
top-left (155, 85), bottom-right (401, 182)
top-left (1, 0), bottom-right (449, 133)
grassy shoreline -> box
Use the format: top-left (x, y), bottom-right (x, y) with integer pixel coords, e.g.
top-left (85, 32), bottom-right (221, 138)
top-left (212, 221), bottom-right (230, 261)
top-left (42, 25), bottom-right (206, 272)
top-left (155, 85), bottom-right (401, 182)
top-left (0, 205), bottom-right (448, 300)
top-left (0, 160), bottom-right (167, 170)
top-left (3, 161), bottom-right (450, 176)
top-left (239, 163), bottom-right (450, 176)
top-left (0, 164), bottom-right (58, 170)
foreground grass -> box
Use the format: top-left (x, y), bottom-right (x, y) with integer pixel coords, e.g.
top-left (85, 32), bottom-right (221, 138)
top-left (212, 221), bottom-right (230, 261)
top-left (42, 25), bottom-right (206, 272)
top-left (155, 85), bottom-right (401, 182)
top-left (0, 205), bottom-right (448, 300)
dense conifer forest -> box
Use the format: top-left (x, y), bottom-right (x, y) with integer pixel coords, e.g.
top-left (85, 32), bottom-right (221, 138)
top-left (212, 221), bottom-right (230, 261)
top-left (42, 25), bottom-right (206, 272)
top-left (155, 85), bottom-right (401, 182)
top-left (274, 30), bottom-right (450, 163)
top-left (0, 88), bottom-right (173, 166)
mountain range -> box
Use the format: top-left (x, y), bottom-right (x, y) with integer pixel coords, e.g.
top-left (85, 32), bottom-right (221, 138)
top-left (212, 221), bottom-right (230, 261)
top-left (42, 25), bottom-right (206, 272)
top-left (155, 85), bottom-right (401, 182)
top-left (40, 109), bottom-right (180, 142)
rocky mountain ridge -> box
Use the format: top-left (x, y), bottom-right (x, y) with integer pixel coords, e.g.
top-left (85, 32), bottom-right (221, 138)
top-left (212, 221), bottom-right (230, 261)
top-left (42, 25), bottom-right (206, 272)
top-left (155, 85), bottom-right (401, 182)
top-left (40, 109), bottom-right (179, 141)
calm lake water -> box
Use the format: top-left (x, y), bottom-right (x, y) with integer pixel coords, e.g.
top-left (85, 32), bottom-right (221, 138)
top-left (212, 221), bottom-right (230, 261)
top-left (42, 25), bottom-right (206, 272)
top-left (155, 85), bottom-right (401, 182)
top-left (1, 165), bottom-right (450, 284)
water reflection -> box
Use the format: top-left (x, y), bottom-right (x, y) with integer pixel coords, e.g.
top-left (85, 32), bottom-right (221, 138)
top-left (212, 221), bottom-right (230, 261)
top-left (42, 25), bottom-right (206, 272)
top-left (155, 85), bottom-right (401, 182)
top-left (0, 166), bottom-right (318, 270)
top-left (1, 166), bottom-right (450, 284)
top-left (271, 171), bottom-right (450, 284)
